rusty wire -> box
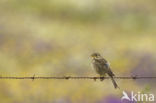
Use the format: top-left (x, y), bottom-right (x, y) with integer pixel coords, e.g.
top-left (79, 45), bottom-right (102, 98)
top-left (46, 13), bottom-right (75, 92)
top-left (0, 76), bottom-right (156, 80)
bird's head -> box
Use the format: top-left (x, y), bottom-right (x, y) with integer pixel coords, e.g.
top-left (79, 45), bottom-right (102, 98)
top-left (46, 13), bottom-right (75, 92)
top-left (90, 53), bottom-right (101, 59)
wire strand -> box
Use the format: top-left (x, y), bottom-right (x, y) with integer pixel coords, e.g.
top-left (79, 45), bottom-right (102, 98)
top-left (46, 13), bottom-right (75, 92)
top-left (0, 76), bottom-right (156, 80)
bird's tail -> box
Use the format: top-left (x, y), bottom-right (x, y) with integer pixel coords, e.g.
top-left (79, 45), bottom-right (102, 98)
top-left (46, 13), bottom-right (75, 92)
top-left (110, 77), bottom-right (119, 89)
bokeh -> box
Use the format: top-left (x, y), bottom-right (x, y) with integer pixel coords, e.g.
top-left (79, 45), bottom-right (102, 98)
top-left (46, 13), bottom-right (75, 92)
top-left (0, 0), bottom-right (156, 103)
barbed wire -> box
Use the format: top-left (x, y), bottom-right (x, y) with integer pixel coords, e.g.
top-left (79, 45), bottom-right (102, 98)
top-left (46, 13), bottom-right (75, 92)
top-left (0, 76), bottom-right (156, 80)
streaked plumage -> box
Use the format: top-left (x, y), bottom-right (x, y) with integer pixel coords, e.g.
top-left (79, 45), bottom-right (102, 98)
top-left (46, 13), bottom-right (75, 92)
top-left (91, 53), bottom-right (119, 89)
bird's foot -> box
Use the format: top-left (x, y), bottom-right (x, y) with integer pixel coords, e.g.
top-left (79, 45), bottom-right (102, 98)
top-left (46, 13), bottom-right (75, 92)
top-left (100, 77), bottom-right (105, 81)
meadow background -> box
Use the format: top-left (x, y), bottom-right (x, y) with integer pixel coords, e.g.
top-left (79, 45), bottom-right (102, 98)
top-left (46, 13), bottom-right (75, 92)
top-left (0, 0), bottom-right (156, 103)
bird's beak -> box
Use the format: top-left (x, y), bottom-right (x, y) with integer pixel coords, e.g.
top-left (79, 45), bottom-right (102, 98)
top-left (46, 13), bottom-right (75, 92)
top-left (91, 55), bottom-right (96, 59)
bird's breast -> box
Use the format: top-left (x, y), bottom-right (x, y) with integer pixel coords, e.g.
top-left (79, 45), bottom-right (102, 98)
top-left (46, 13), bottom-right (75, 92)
top-left (92, 59), bottom-right (107, 75)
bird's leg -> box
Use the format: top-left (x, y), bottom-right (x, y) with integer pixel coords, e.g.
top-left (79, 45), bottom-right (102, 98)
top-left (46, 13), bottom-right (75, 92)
top-left (100, 76), bottom-right (104, 81)
top-left (100, 74), bottom-right (105, 81)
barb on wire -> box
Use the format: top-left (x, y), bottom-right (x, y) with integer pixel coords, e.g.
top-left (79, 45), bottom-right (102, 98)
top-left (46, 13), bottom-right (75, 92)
top-left (0, 75), bottom-right (156, 80)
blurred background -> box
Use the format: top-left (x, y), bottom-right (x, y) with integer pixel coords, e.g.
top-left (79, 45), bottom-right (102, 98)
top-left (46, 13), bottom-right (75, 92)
top-left (0, 0), bottom-right (156, 103)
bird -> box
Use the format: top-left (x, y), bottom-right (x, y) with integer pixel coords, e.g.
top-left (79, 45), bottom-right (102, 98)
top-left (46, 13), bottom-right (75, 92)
top-left (91, 53), bottom-right (119, 89)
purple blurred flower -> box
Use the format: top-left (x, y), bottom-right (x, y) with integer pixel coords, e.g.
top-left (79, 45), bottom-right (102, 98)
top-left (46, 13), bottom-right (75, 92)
top-left (34, 40), bottom-right (53, 53)
top-left (98, 95), bottom-right (137, 103)
top-left (131, 53), bottom-right (156, 85)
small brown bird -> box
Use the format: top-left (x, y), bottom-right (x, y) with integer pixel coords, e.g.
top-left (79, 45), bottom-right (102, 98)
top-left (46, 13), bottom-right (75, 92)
top-left (91, 53), bottom-right (119, 89)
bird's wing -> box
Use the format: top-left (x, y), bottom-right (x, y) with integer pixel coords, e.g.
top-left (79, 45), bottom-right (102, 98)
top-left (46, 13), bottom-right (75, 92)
top-left (107, 66), bottom-right (115, 76)
top-left (99, 58), bottom-right (115, 76)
